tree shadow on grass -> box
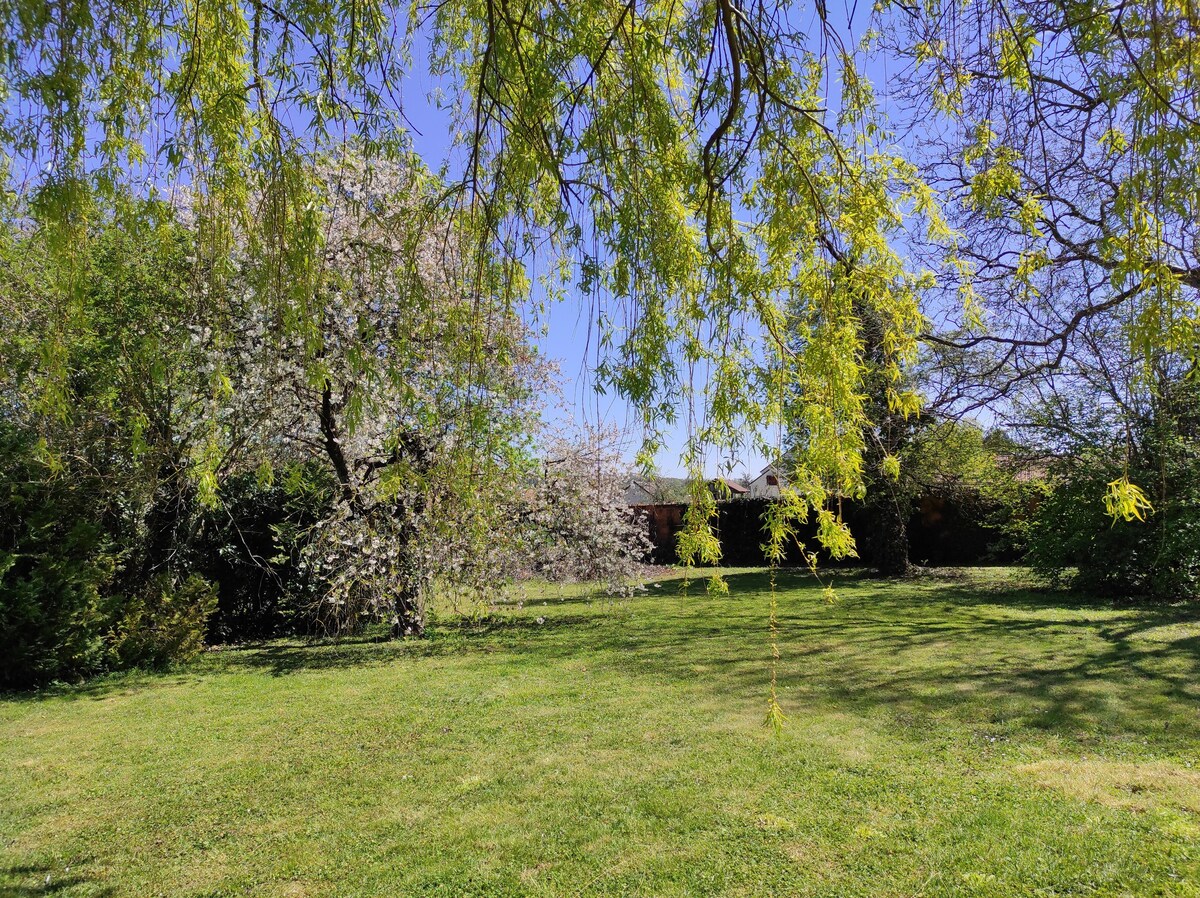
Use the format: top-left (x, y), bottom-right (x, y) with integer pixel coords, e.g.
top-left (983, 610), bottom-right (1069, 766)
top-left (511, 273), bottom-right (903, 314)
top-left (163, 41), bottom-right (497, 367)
top-left (443, 569), bottom-right (1198, 746)
top-left (206, 612), bottom-right (616, 677)
top-left (0, 862), bottom-right (112, 897)
top-left (453, 569), bottom-right (1200, 747)
top-left (10, 569), bottom-right (1198, 749)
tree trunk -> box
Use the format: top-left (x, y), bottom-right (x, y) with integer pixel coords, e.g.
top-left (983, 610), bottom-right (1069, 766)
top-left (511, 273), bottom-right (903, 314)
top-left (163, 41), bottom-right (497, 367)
top-left (874, 494), bottom-right (910, 577)
top-left (318, 378), bottom-right (356, 505)
top-left (390, 585), bottom-right (424, 637)
top-left (140, 454), bottom-right (193, 582)
top-left (388, 519), bottom-right (427, 638)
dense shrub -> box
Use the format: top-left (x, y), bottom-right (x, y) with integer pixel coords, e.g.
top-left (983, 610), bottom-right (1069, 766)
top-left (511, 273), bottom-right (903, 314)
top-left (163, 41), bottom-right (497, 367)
top-left (193, 466), bottom-right (335, 642)
top-left (523, 430), bottom-right (652, 592)
top-left (0, 427), bottom-right (225, 688)
top-left (1028, 373), bottom-right (1200, 602)
top-left (0, 429), bottom-right (347, 686)
top-left (0, 429), bottom-right (118, 688)
top-left (109, 575), bottom-right (218, 669)
top-left (1028, 456), bottom-right (1200, 601)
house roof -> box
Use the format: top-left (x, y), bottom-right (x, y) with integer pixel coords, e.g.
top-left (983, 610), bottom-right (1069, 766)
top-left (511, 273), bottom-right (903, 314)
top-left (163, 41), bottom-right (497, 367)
top-left (712, 477), bottom-right (749, 494)
top-left (754, 462), bottom-right (785, 479)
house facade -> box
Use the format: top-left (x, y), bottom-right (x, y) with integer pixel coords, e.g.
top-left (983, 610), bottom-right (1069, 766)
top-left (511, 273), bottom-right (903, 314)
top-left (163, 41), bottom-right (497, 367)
top-left (747, 464), bottom-right (785, 499)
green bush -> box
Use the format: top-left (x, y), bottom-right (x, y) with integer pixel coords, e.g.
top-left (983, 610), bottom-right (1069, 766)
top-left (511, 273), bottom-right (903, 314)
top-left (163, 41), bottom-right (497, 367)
top-left (0, 524), bottom-right (117, 689)
top-left (193, 465), bottom-right (335, 642)
top-left (0, 429), bottom-right (118, 688)
top-left (0, 422), bottom-right (339, 687)
top-left (1028, 456), bottom-right (1200, 602)
top-left (0, 426), bottom-right (220, 688)
top-left (109, 575), bottom-right (217, 669)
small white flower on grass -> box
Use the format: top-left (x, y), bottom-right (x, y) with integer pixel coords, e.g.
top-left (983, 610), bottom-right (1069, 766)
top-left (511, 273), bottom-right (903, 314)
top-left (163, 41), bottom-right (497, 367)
top-left (536, 616), bottom-right (546, 625)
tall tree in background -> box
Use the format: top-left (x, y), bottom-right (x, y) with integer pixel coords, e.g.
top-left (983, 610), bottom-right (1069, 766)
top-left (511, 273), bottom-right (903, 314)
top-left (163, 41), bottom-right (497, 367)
top-left (883, 0), bottom-right (1199, 515)
top-left (789, 265), bottom-right (1024, 576)
top-left (788, 257), bottom-right (920, 574)
top-left (246, 157), bottom-right (550, 635)
top-left (0, 0), bottom-right (930, 562)
top-left (0, 155), bottom-right (551, 685)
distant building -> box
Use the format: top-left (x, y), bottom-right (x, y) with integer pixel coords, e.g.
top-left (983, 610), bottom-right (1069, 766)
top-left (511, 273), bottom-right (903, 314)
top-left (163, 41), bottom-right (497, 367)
top-left (709, 477), bottom-right (749, 500)
top-left (747, 463), bottom-right (786, 499)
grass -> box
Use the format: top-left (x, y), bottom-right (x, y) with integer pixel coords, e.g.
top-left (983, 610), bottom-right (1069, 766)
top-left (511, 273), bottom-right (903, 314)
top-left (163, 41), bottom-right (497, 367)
top-left (2, 567), bottom-right (1199, 897)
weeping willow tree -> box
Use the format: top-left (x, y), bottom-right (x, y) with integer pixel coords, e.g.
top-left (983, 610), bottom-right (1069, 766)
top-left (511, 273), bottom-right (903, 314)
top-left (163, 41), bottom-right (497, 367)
top-left (1, 0), bottom-right (1196, 572)
top-left (426, 1), bottom-right (932, 572)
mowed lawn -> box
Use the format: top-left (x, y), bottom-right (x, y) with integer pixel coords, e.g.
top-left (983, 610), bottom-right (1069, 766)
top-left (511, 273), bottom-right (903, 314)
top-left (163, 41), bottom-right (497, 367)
top-left (3, 569), bottom-right (1199, 897)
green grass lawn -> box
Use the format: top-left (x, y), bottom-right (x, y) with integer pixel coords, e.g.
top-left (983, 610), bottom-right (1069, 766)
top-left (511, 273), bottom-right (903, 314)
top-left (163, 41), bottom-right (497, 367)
top-left (3, 568), bottom-right (1199, 897)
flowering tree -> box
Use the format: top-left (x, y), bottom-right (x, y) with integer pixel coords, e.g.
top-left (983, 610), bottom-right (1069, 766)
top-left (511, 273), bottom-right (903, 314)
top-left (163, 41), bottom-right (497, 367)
top-left (236, 157), bottom-right (551, 634)
top-left (523, 428), bottom-right (652, 593)
top-left (1, 0), bottom-right (1194, 575)
top-left (0, 154), bottom-right (551, 666)
top-left (0, 0), bottom-right (930, 566)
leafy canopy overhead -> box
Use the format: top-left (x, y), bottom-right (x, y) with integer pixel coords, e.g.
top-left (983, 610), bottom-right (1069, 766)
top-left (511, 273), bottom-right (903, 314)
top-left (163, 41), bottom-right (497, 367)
top-left (881, 0), bottom-right (1200, 523)
top-left (2, 0), bottom-right (1197, 551)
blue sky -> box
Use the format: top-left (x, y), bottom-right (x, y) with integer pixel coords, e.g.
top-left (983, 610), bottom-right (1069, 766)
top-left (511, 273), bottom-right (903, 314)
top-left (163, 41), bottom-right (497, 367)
top-left (389, 1), bottom-right (982, 481)
top-left (12, 1), bottom-right (963, 481)
top-left (400, 61), bottom-right (775, 480)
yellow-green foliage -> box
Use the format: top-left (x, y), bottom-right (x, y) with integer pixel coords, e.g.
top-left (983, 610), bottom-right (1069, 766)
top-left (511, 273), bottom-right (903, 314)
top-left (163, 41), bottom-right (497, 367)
top-left (898, 0), bottom-right (1200, 522)
top-left (1, 0), bottom-right (1194, 559)
top-left (0, 0), bottom-right (945, 567)
top-left (1104, 476), bottom-right (1155, 524)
